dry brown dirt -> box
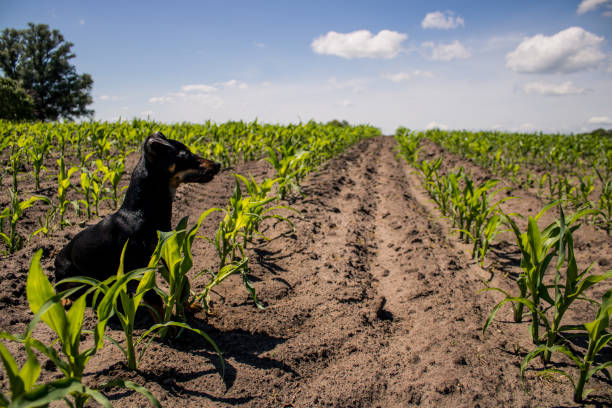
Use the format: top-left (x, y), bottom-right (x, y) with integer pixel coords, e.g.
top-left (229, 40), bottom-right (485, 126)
top-left (1, 135), bottom-right (611, 407)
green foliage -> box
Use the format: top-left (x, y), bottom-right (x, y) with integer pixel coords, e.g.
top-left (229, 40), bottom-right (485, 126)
top-left (0, 190), bottom-right (50, 253)
top-left (521, 289), bottom-right (612, 403)
top-left (0, 77), bottom-right (34, 121)
top-left (0, 250), bottom-right (161, 408)
top-left (0, 24), bottom-right (93, 121)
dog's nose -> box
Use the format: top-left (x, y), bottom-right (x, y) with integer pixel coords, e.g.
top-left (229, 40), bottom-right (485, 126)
top-left (214, 162), bottom-right (221, 173)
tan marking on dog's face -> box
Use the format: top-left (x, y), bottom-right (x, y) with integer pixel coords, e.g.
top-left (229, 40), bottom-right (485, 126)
top-left (169, 169), bottom-right (198, 198)
top-left (168, 163), bottom-right (176, 173)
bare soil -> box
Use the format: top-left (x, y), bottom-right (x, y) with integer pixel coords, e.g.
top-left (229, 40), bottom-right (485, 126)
top-left (1, 135), bottom-right (611, 407)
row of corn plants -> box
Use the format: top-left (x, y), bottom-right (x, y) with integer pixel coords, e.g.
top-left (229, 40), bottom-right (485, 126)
top-left (419, 128), bottom-right (612, 234)
top-left (396, 128), bottom-right (612, 402)
top-left (0, 119), bottom-right (380, 254)
top-left (1, 119), bottom-right (378, 405)
top-left (396, 128), bottom-right (612, 403)
top-left (0, 173), bottom-right (298, 407)
top-left (482, 205), bottom-right (612, 403)
top-left (395, 129), bottom-right (510, 266)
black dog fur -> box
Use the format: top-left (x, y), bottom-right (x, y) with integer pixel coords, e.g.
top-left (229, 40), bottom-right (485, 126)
top-left (54, 132), bottom-right (220, 287)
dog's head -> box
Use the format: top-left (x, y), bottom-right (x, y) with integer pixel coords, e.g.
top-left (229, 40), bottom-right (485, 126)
top-left (144, 132), bottom-right (221, 188)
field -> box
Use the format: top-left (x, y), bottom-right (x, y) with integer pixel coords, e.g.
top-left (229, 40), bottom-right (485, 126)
top-left (1, 121), bottom-right (611, 407)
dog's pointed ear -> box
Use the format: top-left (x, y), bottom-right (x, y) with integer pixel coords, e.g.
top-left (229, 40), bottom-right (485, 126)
top-left (144, 132), bottom-right (173, 162)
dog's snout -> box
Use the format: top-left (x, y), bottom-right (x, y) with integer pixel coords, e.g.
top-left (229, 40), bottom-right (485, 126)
top-left (198, 158), bottom-right (221, 174)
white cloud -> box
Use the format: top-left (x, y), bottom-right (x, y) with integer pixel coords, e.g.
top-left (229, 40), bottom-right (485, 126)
top-left (181, 84), bottom-right (217, 92)
top-left (426, 121), bottom-right (448, 130)
top-left (522, 81), bottom-right (586, 96)
top-left (149, 96), bottom-right (175, 104)
top-left (99, 95), bottom-right (123, 101)
top-left (506, 27), bottom-right (606, 73)
top-left (422, 40), bottom-right (471, 61)
top-left (218, 79), bottom-right (248, 90)
top-left (421, 11), bottom-right (464, 29)
top-left (588, 116), bottom-right (612, 124)
top-left (577, 0), bottom-right (610, 14)
top-left (328, 77), bottom-right (367, 93)
top-left (311, 29), bottom-right (407, 59)
top-left (382, 70), bottom-right (434, 82)
top-left (338, 99), bottom-right (353, 108)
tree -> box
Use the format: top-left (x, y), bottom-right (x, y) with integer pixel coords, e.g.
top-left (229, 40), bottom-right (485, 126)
top-left (0, 77), bottom-right (35, 120)
top-left (0, 23), bottom-right (94, 121)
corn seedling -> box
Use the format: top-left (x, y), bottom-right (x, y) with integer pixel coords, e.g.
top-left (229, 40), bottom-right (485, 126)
top-left (26, 133), bottom-right (51, 191)
top-left (0, 189), bottom-right (50, 253)
top-left (521, 289), bottom-right (612, 403)
top-left (60, 243), bottom-right (224, 373)
top-left (96, 157), bottom-right (126, 209)
top-left (0, 250), bottom-right (162, 408)
top-left (395, 127), bottom-right (421, 165)
top-left (148, 212), bottom-right (221, 337)
top-left (234, 174), bottom-right (297, 248)
top-left (57, 155), bottom-right (79, 228)
top-left (482, 204), bottom-right (593, 344)
top-left (196, 180), bottom-right (273, 312)
top-left (595, 168), bottom-right (612, 234)
top-left (265, 146), bottom-right (311, 200)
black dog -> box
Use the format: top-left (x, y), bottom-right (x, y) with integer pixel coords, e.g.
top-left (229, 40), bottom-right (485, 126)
top-left (54, 132), bottom-right (220, 290)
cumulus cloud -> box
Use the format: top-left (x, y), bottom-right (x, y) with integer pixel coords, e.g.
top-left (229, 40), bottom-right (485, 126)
top-left (506, 27), bottom-right (606, 73)
top-left (311, 29), bottom-right (407, 59)
top-left (588, 116), bottom-right (612, 124)
top-left (421, 11), bottom-right (464, 29)
top-left (219, 79), bottom-right (248, 89)
top-left (149, 96), bottom-right (174, 104)
top-left (328, 77), bottom-right (367, 93)
top-left (181, 84), bottom-right (217, 92)
top-left (522, 81), bottom-right (586, 96)
top-left (577, 0), bottom-right (610, 14)
top-left (426, 121), bottom-right (448, 130)
top-left (422, 40), bottom-right (471, 61)
top-left (382, 70), bottom-right (434, 82)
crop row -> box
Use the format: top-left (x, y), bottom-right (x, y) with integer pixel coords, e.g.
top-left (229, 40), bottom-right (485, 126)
top-left (396, 129), bottom-right (612, 403)
top-left (397, 127), bottom-right (612, 234)
top-left (0, 120), bottom-right (380, 254)
top-left (0, 120), bottom-right (379, 406)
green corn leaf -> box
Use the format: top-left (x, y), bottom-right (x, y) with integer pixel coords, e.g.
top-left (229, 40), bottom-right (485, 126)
top-left (65, 295), bottom-right (86, 354)
top-left (25, 250), bottom-right (67, 343)
top-left (19, 345), bottom-right (41, 393)
top-left (0, 341), bottom-right (24, 398)
top-left (9, 378), bottom-right (86, 408)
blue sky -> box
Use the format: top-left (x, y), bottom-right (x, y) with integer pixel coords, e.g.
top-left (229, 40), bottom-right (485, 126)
top-left (2, 0), bottom-right (612, 133)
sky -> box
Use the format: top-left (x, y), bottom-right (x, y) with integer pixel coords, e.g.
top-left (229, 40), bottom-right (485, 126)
top-left (1, 0), bottom-right (612, 134)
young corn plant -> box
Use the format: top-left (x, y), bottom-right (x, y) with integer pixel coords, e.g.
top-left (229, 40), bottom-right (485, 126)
top-left (0, 189), bottom-right (50, 253)
top-left (521, 289), bottom-right (612, 403)
top-left (234, 174), bottom-right (297, 248)
top-left (482, 204), bottom-right (594, 344)
top-left (196, 179), bottom-right (276, 312)
top-left (149, 211), bottom-right (222, 337)
top-left (96, 157), bottom-right (126, 209)
top-left (60, 242), bottom-right (224, 372)
top-left (57, 155), bottom-right (79, 229)
top-left (539, 208), bottom-right (612, 362)
top-left (265, 146), bottom-right (311, 200)
top-left (26, 133), bottom-right (51, 191)
top-left (595, 168), bottom-right (612, 234)
top-left (0, 249), bottom-right (161, 408)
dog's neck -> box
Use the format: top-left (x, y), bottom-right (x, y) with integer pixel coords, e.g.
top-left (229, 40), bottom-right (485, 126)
top-left (120, 158), bottom-right (174, 231)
